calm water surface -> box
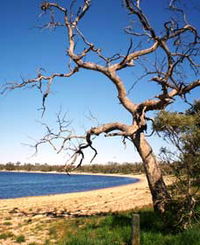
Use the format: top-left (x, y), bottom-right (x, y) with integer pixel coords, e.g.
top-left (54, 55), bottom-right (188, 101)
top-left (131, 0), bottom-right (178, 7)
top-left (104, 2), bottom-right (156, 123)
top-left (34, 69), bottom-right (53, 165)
top-left (0, 172), bottom-right (138, 199)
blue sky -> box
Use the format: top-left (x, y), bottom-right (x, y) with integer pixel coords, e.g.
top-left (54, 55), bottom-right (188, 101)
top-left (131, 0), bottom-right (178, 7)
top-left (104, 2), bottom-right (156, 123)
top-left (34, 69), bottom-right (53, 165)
top-left (0, 0), bottom-right (199, 165)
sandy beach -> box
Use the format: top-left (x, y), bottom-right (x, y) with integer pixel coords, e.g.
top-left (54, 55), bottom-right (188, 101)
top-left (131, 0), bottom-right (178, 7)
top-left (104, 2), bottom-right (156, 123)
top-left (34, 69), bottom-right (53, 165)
top-left (0, 173), bottom-right (151, 215)
top-left (0, 173), bottom-right (152, 244)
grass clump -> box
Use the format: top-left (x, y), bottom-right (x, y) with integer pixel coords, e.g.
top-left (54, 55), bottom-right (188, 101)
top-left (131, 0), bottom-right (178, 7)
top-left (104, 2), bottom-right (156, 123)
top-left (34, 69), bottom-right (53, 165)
top-left (44, 239), bottom-right (53, 245)
top-left (141, 225), bottom-right (200, 245)
top-left (49, 226), bottom-right (58, 238)
top-left (3, 221), bottom-right (12, 226)
top-left (16, 234), bottom-right (26, 243)
top-left (0, 232), bottom-right (14, 240)
top-left (4, 216), bottom-right (12, 220)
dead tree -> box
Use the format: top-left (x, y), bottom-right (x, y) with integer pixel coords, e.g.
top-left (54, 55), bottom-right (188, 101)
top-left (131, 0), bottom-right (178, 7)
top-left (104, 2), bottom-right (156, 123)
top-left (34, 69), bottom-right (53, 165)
top-left (2, 0), bottom-right (200, 214)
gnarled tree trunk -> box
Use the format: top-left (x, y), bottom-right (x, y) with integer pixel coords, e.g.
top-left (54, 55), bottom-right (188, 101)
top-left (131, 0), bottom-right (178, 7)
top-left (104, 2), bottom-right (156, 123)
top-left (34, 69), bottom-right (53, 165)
top-left (132, 132), bottom-right (171, 213)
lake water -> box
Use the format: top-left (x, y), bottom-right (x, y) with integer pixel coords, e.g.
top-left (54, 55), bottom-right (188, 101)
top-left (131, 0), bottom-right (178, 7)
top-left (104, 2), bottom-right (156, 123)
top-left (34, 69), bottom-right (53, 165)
top-left (0, 171), bottom-right (138, 199)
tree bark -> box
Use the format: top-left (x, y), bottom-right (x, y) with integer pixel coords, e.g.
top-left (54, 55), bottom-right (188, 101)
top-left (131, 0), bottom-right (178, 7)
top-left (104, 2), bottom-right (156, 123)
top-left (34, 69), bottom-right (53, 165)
top-left (132, 132), bottom-right (171, 213)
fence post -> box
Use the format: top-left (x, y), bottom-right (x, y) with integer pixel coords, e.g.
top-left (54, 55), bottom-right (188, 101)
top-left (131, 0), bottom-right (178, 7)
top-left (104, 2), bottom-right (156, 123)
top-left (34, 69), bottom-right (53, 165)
top-left (131, 213), bottom-right (140, 245)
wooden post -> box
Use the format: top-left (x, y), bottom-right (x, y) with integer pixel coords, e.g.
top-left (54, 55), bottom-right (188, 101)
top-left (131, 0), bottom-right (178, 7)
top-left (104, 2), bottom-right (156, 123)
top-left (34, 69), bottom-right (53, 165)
top-left (131, 214), bottom-right (140, 245)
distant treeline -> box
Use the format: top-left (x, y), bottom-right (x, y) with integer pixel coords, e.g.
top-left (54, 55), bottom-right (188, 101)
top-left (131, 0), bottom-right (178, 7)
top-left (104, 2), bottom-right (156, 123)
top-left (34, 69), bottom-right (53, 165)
top-left (0, 161), bottom-right (174, 175)
top-left (0, 161), bottom-right (145, 174)
top-left (0, 162), bottom-right (63, 172)
top-left (78, 162), bottom-right (144, 174)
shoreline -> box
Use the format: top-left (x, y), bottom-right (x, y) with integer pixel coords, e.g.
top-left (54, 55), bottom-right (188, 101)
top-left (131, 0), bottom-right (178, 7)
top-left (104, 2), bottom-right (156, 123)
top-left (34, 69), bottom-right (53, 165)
top-left (0, 171), bottom-right (140, 201)
top-left (0, 169), bottom-right (139, 177)
top-left (0, 174), bottom-right (150, 214)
